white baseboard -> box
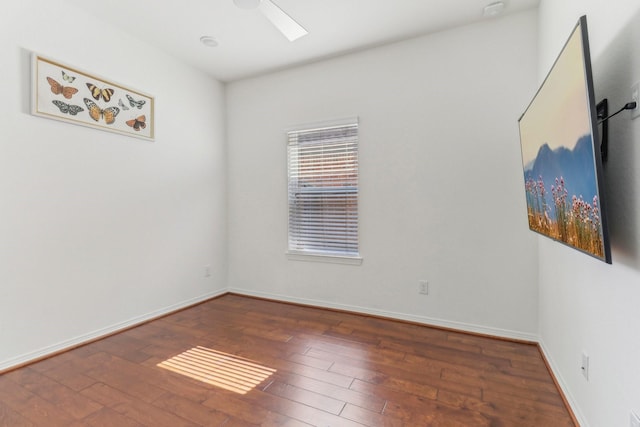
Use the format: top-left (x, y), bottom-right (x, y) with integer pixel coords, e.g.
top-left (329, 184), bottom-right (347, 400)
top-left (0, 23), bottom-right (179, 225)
top-left (538, 339), bottom-right (588, 427)
top-left (228, 287), bottom-right (539, 342)
top-left (0, 286), bottom-right (539, 368)
top-left (0, 289), bottom-right (227, 372)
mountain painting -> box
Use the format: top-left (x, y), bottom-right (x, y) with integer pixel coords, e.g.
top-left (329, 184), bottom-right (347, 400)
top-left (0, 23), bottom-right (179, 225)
top-left (518, 17), bottom-right (608, 262)
top-left (522, 134), bottom-right (604, 258)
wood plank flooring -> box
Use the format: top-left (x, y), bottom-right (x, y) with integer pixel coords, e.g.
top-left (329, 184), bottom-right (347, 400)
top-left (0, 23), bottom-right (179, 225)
top-left (0, 294), bottom-right (576, 426)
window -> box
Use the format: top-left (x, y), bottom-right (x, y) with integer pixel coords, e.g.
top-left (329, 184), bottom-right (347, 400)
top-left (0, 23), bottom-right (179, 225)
top-left (287, 119), bottom-right (360, 262)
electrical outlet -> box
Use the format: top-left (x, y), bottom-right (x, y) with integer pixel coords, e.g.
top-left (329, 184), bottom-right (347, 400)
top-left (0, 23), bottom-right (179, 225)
top-left (631, 82), bottom-right (640, 119)
top-left (419, 280), bottom-right (429, 295)
top-left (581, 352), bottom-right (589, 381)
top-left (631, 411), bottom-right (640, 427)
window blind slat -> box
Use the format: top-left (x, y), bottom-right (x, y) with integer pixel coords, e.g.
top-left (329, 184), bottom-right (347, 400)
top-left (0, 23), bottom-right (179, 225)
top-left (287, 121), bottom-right (359, 257)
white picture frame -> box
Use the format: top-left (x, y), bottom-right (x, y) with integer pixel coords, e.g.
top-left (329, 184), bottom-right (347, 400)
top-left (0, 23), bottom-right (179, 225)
top-left (31, 54), bottom-right (155, 141)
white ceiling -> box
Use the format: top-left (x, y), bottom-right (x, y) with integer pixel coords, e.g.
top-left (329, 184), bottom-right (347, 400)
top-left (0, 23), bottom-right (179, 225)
top-left (64, 0), bottom-right (539, 82)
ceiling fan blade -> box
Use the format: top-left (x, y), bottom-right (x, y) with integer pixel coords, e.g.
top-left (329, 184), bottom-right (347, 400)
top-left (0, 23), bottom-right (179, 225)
top-left (258, 0), bottom-right (308, 41)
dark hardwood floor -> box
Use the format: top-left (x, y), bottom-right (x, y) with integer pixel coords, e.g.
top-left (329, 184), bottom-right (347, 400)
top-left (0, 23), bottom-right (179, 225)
top-left (0, 294), bottom-right (576, 426)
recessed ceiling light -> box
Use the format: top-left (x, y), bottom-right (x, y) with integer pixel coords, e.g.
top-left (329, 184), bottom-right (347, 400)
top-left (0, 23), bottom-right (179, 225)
top-left (200, 35), bottom-right (219, 47)
top-left (483, 1), bottom-right (505, 17)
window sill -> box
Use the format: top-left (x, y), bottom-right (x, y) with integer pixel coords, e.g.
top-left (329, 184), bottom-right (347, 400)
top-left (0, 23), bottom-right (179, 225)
top-left (286, 251), bottom-right (363, 265)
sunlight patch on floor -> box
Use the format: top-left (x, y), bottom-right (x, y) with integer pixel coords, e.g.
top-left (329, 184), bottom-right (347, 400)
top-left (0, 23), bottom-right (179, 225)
top-left (157, 346), bottom-right (276, 394)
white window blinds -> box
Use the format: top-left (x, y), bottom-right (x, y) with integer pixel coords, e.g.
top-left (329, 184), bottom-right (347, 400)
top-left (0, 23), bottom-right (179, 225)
top-left (287, 120), bottom-right (359, 258)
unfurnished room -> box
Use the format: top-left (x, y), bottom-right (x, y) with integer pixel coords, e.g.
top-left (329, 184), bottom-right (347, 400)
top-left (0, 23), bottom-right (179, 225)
top-left (1, 1), bottom-right (639, 426)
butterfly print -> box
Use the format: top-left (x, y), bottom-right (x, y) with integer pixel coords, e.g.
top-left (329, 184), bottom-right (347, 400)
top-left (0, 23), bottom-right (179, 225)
top-left (126, 115), bottom-right (146, 131)
top-left (46, 77), bottom-right (78, 99)
top-left (86, 83), bottom-right (115, 102)
top-left (126, 94), bottom-right (145, 109)
top-left (118, 98), bottom-right (130, 111)
top-left (51, 100), bottom-right (84, 116)
top-left (61, 70), bottom-right (76, 83)
top-left (83, 98), bottom-right (119, 125)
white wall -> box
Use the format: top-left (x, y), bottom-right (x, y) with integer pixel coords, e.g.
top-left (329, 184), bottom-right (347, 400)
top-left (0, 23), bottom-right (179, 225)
top-left (538, 1), bottom-right (640, 426)
top-left (0, 1), bottom-right (227, 370)
top-left (226, 10), bottom-right (540, 339)
top-left (8, 3), bottom-right (636, 423)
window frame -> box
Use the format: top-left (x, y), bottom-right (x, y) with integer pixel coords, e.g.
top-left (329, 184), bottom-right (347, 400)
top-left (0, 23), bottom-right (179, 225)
top-left (285, 117), bottom-right (362, 265)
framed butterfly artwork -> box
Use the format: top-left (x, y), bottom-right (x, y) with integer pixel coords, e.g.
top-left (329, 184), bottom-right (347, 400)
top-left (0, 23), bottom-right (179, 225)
top-left (31, 54), bottom-right (154, 141)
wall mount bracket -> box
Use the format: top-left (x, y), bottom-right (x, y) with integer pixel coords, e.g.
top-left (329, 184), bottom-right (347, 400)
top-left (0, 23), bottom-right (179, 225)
top-left (597, 98), bottom-right (637, 162)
